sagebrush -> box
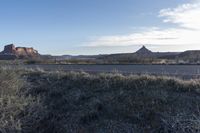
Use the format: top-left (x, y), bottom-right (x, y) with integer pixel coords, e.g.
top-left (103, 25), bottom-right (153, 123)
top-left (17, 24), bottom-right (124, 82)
top-left (1, 68), bottom-right (200, 133)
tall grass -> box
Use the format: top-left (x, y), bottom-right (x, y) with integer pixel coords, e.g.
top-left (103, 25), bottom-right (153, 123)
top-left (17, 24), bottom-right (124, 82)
top-left (0, 68), bottom-right (26, 132)
top-left (1, 67), bottom-right (200, 132)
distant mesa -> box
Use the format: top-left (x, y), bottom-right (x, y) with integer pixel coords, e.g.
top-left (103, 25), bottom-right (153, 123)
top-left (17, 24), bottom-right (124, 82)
top-left (0, 44), bottom-right (40, 60)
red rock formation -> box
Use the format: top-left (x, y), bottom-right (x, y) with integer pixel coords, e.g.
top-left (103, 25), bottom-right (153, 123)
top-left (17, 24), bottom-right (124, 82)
top-left (15, 47), bottom-right (39, 58)
top-left (0, 44), bottom-right (40, 59)
top-left (2, 44), bottom-right (16, 54)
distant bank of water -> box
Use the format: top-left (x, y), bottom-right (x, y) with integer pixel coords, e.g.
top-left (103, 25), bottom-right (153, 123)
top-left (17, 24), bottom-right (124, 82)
top-left (19, 64), bottom-right (200, 78)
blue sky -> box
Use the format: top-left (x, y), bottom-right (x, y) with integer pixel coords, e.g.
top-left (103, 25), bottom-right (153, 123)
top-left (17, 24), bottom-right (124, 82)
top-left (0, 0), bottom-right (199, 55)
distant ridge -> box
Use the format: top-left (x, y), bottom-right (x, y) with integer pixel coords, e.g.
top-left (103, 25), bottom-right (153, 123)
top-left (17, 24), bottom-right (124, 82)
top-left (1, 44), bottom-right (200, 64)
top-left (178, 50), bottom-right (200, 60)
top-left (57, 45), bottom-right (200, 64)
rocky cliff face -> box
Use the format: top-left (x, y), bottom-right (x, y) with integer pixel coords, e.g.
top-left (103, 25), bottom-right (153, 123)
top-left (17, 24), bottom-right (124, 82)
top-left (3, 44), bottom-right (16, 54)
top-left (0, 44), bottom-right (40, 59)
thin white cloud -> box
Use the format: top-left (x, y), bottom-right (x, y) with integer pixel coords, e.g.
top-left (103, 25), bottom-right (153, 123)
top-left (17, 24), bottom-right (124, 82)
top-left (159, 1), bottom-right (200, 29)
top-left (88, 0), bottom-right (200, 48)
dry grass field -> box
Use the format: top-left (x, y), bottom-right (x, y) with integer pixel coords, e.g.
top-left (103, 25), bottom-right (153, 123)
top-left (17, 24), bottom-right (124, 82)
top-left (1, 67), bottom-right (200, 133)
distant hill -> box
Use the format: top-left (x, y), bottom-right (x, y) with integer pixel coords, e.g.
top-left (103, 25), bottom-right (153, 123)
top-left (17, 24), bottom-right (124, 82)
top-left (135, 46), bottom-right (154, 57)
top-left (97, 46), bottom-right (180, 63)
top-left (155, 52), bottom-right (180, 59)
top-left (0, 44), bottom-right (40, 60)
top-left (178, 50), bottom-right (200, 58)
top-left (177, 50), bottom-right (200, 62)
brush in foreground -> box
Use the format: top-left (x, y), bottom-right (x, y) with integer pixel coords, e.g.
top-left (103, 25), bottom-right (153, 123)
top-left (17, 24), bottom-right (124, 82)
top-left (1, 68), bottom-right (200, 133)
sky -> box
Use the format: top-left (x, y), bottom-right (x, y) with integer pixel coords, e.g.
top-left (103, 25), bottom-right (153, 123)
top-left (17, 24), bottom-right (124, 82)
top-left (0, 0), bottom-right (199, 55)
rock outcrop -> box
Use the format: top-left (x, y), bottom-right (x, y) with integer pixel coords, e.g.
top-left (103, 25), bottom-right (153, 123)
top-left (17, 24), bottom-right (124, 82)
top-left (0, 44), bottom-right (40, 59)
top-left (135, 46), bottom-right (154, 57)
top-left (136, 46), bottom-right (152, 54)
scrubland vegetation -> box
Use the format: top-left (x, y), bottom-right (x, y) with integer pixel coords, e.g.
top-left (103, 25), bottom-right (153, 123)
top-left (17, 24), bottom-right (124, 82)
top-left (1, 67), bottom-right (200, 133)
